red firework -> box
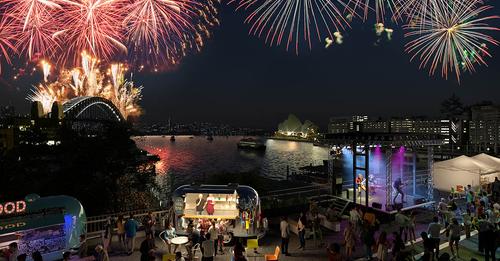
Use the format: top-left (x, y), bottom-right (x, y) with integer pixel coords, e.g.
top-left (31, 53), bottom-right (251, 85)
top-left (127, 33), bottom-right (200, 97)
top-left (0, 19), bottom-right (16, 72)
top-left (53, 0), bottom-right (128, 65)
top-left (123, 0), bottom-right (196, 67)
top-left (0, 0), bottom-right (61, 59)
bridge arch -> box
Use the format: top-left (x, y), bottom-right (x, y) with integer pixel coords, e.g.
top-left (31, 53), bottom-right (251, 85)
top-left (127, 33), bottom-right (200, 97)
top-left (63, 96), bottom-right (124, 122)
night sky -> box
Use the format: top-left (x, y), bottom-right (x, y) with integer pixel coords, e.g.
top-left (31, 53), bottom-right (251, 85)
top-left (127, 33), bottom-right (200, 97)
top-left (1, 2), bottom-right (500, 130)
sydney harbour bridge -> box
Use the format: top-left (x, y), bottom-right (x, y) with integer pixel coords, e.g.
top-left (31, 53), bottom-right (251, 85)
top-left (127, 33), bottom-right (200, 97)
top-left (62, 96), bottom-right (124, 123)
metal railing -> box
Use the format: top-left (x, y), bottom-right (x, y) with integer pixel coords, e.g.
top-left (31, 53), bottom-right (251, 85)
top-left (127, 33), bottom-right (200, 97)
top-left (85, 208), bottom-right (170, 236)
top-left (261, 184), bottom-right (331, 201)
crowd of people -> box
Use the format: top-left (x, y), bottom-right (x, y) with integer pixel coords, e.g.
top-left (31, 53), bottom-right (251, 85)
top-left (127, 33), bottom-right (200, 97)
top-left (325, 178), bottom-right (500, 261)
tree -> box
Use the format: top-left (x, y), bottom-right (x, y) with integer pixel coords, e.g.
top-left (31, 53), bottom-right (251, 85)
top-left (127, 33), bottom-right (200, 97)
top-left (440, 94), bottom-right (464, 119)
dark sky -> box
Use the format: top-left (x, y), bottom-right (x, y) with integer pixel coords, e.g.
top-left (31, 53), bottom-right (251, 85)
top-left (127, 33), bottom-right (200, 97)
top-left (1, 3), bottom-right (500, 130)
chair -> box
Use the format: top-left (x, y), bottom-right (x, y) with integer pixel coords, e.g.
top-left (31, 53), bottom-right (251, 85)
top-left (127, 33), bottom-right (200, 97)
top-left (245, 239), bottom-right (259, 260)
top-left (264, 246), bottom-right (280, 261)
top-left (159, 231), bottom-right (168, 246)
top-left (191, 243), bottom-right (201, 261)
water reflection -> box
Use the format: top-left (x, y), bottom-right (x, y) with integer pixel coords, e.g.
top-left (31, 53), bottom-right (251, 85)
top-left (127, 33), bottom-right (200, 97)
top-left (134, 136), bottom-right (330, 184)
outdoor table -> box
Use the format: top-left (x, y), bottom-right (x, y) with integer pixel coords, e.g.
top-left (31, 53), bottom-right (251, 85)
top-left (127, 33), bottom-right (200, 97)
top-left (170, 236), bottom-right (189, 245)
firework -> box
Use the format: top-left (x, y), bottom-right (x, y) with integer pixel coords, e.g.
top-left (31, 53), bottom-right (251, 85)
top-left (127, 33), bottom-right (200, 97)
top-left (346, 0), bottom-right (397, 22)
top-left (27, 83), bottom-right (70, 113)
top-left (404, 0), bottom-right (500, 81)
top-left (123, 0), bottom-right (195, 67)
top-left (109, 63), bottom-right (143, 118)
top-left (27, 53), bottom-right (142, 118)
top-left (41, 60), bottom-right (50, 82)
top-left (394, 0), bottom-right (444, 24)
top-left (233, 0), bottom-right (351, 54)
top-left (0, 0), bottom-right (61, 59)
top-left (53, 0), bottom-right (128, 65)
top-left (0, 19), bottom-right (16, 73)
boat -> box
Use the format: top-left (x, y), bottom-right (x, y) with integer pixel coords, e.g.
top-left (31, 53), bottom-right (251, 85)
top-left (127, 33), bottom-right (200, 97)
top-left (170, 135), bottom-right (175, 142)
top-left (207, 135), bottom-right (214, 141)
top-left (237, 138), bottom-right (266, 151)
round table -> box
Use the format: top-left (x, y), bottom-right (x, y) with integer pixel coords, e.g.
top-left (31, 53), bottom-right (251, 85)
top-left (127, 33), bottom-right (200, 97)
top-left (170, 236), bottom-right (189, 245)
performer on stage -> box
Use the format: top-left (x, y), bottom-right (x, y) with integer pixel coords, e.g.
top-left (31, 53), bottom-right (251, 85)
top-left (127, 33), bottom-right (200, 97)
top-left (393, 178), bottom-right (406, 204)
top-left (355, 174), bottom-right (366, 199)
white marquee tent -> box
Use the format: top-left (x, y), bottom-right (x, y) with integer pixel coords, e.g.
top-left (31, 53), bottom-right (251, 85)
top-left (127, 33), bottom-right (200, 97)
top-left (433, 154), bottom-right (500, 192)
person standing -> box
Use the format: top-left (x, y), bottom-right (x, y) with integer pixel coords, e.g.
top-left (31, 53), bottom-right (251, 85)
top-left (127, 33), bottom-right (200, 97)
top-left (297, 212), bottom-right (306, 250)
top-left (446, 218), bottom-right (461, 258)
top-left (395, 210), bottom-right (409, 243)
top-left (116, 215), bottom-right (126, 251)
top-left (349, 206), bottom-right (361, 234)
top-left (391, 232), bottom-right (405, 260)
top-left (143, 212), bottom-right (156, 236)
top-left (280, 216), bottom-right (290, 256)
top-left (103, 217), bottom-right (112, 252)
top-left (376, 231), bottom-right (389, 261)
top-left (124, 214), bottom-right (139, 255)
top-left (343, 222), bottom-right (356, 259)
top-left (217, 220), bottom-right (226, 255)
top-left (492, 177), bottom-right (500, 201)
top-left (393, 177), bottom-right (405, 204)
top-left (208, 221), bottom-right (218, 256)
top-left (206, 194), bottom-right (215, 216)
top-left (408, 211), bottom-right (417, 244)
top-left (77, 235), bottom-right (88, 258)
top-left (421, 232), bottom-right (434, 260)
top-left (427, 216), bottom-right (442, 260)
top-left (201, 233), bottom-right (215, 261)
top-left (362, 223), bottom-right (375, 260)
top-left (196, 194), bottom-right (206, 215)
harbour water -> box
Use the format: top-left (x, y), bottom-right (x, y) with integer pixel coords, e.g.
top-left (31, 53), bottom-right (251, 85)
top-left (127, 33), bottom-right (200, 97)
top-left (134, 135), bottom-right (330, 185)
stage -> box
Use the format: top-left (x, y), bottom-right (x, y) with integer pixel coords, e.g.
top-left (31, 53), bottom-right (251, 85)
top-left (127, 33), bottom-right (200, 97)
top-left (340, 186), bottom-right (435, 214)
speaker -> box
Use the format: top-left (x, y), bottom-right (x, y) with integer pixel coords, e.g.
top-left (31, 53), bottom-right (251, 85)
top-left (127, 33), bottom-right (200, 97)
top-left (372, 202), bottom-right (382, 209)
top-left (415, 198), bottom-right (427, 204)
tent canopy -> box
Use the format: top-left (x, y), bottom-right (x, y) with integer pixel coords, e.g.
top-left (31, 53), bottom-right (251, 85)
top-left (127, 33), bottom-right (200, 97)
top-left (433, 154), bottom-right (500, 191)
top-left (472, 153), bottom-right (500, 171)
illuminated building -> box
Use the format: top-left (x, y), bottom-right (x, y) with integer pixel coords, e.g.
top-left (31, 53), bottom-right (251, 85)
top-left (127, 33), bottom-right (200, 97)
top-left (469, 105), bottom-right (500, 153)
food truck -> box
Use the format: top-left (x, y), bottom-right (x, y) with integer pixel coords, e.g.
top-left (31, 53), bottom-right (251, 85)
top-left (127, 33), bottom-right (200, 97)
top-left (172, 184), bottom-right (266, 243)
top-left (0, 194), bottom-right (86, 261)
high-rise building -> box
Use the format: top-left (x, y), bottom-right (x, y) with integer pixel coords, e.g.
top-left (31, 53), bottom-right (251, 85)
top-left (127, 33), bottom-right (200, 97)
top-left (469, 105), bottom-right (500, 151)
top-left (328, 117), bottom-right (351, 134)
top-left (328, 116), bottom-right (459, 145)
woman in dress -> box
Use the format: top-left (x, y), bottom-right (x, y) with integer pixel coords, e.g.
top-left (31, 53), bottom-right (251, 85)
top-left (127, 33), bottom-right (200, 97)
top-left (206, 194), bottom-right (215, 215)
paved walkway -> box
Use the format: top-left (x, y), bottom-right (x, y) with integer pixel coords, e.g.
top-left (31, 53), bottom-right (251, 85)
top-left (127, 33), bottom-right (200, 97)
top-left (81, 212), bottom-right (496, 261)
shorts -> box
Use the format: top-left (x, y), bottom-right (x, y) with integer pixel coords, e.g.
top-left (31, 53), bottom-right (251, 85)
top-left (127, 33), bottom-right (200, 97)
top-left (449, 236), bottom-right (460, 244)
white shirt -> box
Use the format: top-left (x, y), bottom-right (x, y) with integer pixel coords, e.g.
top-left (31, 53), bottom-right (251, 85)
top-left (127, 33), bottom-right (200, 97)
top-left (280, 220), bottom-right (289, 238)
top-left (201, 239), bottom-right (215, 257)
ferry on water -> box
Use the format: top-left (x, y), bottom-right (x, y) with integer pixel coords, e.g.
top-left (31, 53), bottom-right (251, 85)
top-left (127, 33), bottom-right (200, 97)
top-left (237, 138), bottom-right (266, 151)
